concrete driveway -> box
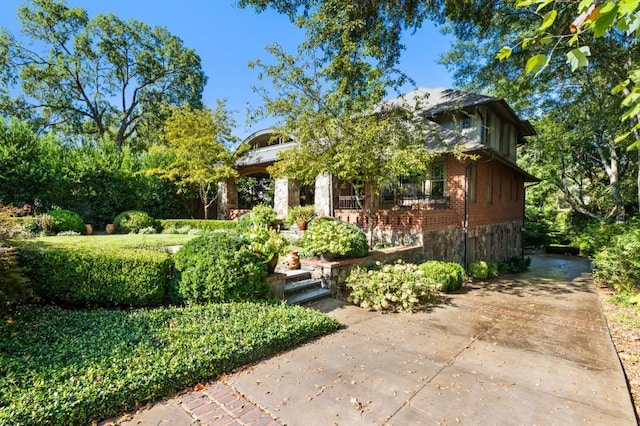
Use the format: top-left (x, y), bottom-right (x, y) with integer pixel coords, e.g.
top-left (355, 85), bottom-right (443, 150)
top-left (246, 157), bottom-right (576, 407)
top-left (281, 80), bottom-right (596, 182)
top-left (226, 254), bottom-right (636, 425)
top-left (120, 254), bottom-right (636, 425)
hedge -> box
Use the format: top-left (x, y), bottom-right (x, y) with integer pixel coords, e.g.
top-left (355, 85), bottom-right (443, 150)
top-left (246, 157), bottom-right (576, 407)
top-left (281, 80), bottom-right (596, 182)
top-left (18, 244), bottom-right (172, 307)
top-left (419, 260), bottom-right (465, 292)
top-left (160, 219), bottom-right (236, 233)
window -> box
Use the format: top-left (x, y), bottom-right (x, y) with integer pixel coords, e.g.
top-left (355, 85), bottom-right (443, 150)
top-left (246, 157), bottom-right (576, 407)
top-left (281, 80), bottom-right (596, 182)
top-left (386, 161), bottom-right (447, 205)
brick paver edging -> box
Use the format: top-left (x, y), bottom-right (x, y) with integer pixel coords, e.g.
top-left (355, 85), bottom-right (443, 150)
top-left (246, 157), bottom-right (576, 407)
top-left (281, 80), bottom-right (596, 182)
top-left (179, 381), bottom-right (280, 426)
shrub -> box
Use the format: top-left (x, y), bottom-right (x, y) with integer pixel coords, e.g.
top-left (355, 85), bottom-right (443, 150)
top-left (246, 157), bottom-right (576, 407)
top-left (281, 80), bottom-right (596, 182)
top-left (47, 208), bottom-right (85, 234)
top-left (160, 219), bottom-right (236, 234)
top-left (138, 226), bottom-right (158, 235)
top-left (113, 210), bottom-right (158, 234)
top-left (0, 246), bottom-right (33, 314)
top-left (18, 244), bottom-right (171, 307)
top-left (34, 213), bottom-right (54, 235)
top-left (303, 217), bottom-right (368, 259)
top-left (346, 260), bottom-right (437, 312)
top-left (593, 229), bottom-right (640, 294)
top-left (172, 232), bottom-right (269, 304)
top-left (468, 261), bottom-right (489, 279)
top-left (286, 204), bottom-right (316, 226)
top-left (419, 260), bottom-right (465, 292)
top-left (236, 204), bottom-right (278, 231)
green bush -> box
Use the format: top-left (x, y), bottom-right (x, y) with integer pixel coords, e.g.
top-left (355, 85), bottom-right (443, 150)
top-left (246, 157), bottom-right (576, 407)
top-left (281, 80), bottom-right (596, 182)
top-left (0, 303), bottom-right (339, 425)
top-left (114, 210), bottom-right (158, 234)
top-left (593, 229), bottom-right (640, 294)
top-left (160, 219), bottom-right (236, 234)
top-left (468, 261), bottom-right (489, 279)
top-left (18, 244), bottom-right (171, 307)
top-left (419, 260), bottom-right (465, 292)
top-left (48, 208), bottom-right (85, 234)
top-left (346, 260), bottom-right (437, 312)
top-left (236, 204), bottom-right (278, 231)
top-left (173, 232), bottom-right (269, 304)
top-left (286, 204), bottom-right (316, 226)
top-left (303, 217), bottom-right (369, 259)
top-left (0, 246), bottom-right (33, 314)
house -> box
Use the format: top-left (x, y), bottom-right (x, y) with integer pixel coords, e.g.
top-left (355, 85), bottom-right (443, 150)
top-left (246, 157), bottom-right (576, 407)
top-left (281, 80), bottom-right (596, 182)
top-left (218, 88), bottom-right (538, 266)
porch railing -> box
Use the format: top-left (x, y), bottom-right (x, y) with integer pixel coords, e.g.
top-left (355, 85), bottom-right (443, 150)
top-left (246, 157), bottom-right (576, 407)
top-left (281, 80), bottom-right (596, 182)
top-left (336, 195), bottom-right (451, 210)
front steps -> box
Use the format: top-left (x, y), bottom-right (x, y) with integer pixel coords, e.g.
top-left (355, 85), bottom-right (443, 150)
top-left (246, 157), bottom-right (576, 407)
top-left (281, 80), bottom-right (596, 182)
top-left (280, 269), bottom-right (331, 305)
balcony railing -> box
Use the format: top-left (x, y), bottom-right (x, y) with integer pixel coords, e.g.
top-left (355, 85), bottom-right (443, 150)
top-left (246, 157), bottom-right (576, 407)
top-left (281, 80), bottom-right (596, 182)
top-left (336, 194), bottom-right (450, 210)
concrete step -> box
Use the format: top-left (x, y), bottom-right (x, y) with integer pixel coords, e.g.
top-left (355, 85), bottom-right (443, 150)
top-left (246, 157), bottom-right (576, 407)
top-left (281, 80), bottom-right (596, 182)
top-left (284, 279), bottom-right (319, 294)
top-left (282, 269), bottom-right (312, 283)
top-left (286, 287), bottom-right (332, 305)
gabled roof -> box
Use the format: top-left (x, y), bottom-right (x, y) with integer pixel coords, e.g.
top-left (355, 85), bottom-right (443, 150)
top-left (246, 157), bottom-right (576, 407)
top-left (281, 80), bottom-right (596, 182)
top-left (385, 87), bottom-right (536, 138)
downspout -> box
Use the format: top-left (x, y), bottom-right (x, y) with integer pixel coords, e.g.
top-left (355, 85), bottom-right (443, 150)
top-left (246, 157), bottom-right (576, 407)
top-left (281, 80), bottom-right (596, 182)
top-left (464, 152), bottom-right (495, 270)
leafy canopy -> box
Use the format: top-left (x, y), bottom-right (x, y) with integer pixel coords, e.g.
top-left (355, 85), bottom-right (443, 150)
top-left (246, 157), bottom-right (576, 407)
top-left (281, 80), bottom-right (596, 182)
top-left (0, 0), bottom-right (206, 150)
top-left (145, 102), bottom-right (238, 219)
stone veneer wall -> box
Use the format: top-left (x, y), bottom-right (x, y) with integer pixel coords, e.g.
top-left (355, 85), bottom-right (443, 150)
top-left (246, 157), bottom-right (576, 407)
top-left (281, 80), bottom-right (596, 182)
top-left (466, 220), bottom-right (523, 263)
top-left (300, 245), bottom-right (425, 299)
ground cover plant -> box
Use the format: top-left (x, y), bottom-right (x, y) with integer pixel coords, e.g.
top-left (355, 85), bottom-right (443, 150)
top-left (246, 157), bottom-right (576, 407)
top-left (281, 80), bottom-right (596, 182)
top-left (0, 303), bottom-right (339, 425)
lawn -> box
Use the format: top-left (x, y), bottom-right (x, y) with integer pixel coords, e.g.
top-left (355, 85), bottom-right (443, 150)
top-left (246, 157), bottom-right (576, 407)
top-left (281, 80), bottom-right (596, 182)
top-left (0, 302), bottom-right (339, 424)
top-left (30, 233), bottom-right (197, 250)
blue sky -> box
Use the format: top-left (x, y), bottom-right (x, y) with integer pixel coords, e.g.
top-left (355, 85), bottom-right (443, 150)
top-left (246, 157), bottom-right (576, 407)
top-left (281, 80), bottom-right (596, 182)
top-left (0, 0), bottom-right (454, 139)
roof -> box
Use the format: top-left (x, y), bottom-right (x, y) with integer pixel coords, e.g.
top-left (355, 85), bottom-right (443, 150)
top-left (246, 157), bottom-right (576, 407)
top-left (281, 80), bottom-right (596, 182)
top-left (384, 87), bottom-right (537, 138)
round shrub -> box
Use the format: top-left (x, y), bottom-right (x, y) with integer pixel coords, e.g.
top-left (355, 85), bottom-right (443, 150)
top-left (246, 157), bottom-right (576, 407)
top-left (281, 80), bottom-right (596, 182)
top-left (468, 260), bottom-right (489, 279)
top-left (303, 217), bottom-right (368, 259)
top-left (48, 208), bottom-right (85, 234)
top-left (172, 231), bottom-right (269, 304)
top-left (345, 260), bottom-right (437, 312)
top-left (419, 260), bottom-right (465, 292)
top-left (113, 210), bottom-right (158, 234)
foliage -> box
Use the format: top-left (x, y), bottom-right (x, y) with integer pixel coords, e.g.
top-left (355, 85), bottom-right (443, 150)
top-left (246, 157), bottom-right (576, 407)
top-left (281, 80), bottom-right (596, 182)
top-left (286, 204), bottom-right (316, 226)
top-left (302, 217), bottom-right (369, 259)
top-left (30, 234), bottom-right (195, 250)
top-left (345, 260), bottom-right (438, 312)
top-left (34, 214), bottom-right (54, 235)
top-left (48, 208), bottom-right (85, 234)
top-left (237, 176), bottom-right (274, 209)
top-left (499, 256), bottom-right (532, 274)
top-left (145, 102), bottom-right (238, 219)
top-left (113, 210), bottom-right (158, 234)
top-left (0, 0), bottom-right (206, 149)
top-left (0, 303), bottom-right (339, 424)
top-left (160, 219), bottom-right (236, 234)
top-left (594, 228), bottom-right (640, 294)
top-left (419, 260), bottom-right (465, 293)
top-left (243, 225), bottom-right (287, 262)
top-left (172, 232), bottom-right (269, 304)
top-left (236, 204), bottom-right (278, 231)
top-left (0, 205), bottom-right (33, 313)
top-left (468, 261), bottom-right (489, 280)
top-left (18, 243), bottom-right (172, 307)
top-left (571, 220), bottom-right (629, 255)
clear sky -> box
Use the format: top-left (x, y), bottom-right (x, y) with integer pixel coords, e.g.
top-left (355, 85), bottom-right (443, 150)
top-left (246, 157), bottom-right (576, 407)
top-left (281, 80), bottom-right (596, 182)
top-left (0, 0), bottom-right (454, 139)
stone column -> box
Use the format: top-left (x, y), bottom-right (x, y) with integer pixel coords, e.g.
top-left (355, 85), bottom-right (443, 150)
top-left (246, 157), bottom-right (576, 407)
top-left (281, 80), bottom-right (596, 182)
top-left (217, 178), bottom-right (238, 219)
top-left (315, 174), bottom-right (333, 217)
top-left (274, 178), bottom-right (300, 219)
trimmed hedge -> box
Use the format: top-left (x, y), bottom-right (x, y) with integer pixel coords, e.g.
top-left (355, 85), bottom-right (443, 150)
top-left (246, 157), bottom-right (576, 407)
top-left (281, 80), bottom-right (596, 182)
top-left (160, 219), bottom-right (236, 233)
top-left (173, 232), bottom-right (269, 304)
top-left (18, 244), bottom-right (171, 307)
top-left (419, 260), bottom-right (465, 292)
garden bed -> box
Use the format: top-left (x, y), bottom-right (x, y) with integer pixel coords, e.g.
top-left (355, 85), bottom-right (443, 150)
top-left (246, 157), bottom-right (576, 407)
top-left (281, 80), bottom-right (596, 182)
top-left (0, 303), bottom-right (339, 424)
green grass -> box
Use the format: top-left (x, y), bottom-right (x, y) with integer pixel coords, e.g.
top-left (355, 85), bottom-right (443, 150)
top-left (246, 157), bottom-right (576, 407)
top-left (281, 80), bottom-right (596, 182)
top-left (30, 233), bottom-right (196, 250)
top-left (0, 302), bottom-right (339, 425)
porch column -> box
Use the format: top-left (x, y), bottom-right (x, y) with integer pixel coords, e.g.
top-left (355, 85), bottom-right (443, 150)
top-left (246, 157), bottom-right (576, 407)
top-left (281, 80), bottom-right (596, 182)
top-left (217, 178), bottom-right (238, 220)
top-left (315, 174), bottom-right (333, 217)
top-left (273, 178), bottom-right (300, 219)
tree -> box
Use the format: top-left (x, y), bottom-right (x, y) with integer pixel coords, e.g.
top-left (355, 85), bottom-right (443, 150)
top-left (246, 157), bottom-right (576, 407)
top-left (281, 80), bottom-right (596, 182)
top-left (0, 0), bottom-right (206, 150)
top-left (146, 102), bottom-right (238, 220)
top-left (251, 45), bottom-right (439, 239)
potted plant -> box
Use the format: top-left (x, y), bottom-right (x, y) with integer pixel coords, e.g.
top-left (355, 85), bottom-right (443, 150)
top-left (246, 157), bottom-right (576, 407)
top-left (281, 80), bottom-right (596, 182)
top-left (287, 205), bottom-right (316, 231)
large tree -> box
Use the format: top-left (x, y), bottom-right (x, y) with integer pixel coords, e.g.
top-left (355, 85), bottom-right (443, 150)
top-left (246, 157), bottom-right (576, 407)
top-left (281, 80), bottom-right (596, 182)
top-left (0, 0), bottom-right (206, 150)
top-left (146, 102), bottom-right (238, 220)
